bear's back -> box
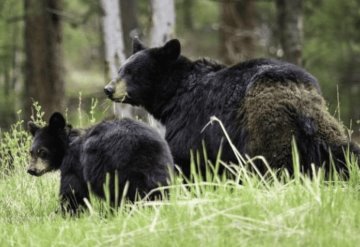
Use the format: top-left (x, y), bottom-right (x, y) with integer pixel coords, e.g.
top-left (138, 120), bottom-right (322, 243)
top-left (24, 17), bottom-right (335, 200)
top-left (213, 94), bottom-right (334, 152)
top-left (211, 58), bottom-right (320, 93)
top-left (79, 118), bottom-right (173, 198)
top-left (163, 57), bottom-right (323, 176)
top-left (82, 118), bottom-right (169, 155)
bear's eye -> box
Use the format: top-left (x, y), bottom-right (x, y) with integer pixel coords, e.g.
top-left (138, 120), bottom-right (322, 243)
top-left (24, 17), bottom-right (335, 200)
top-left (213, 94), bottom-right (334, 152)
top-left (125, 67), bottom-right (133, 75)
top-left (37, 148), bottom-right (48, 159)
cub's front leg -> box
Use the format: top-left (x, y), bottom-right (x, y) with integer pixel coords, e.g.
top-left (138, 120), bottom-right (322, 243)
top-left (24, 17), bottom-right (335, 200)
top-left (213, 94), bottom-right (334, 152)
top-left (59, 173), bottom-right (89, 215)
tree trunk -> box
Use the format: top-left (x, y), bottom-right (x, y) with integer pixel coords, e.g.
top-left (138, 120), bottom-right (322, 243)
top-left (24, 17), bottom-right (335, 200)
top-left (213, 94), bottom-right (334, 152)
top-left (99, 0), bottom-right (126, 79)
top-left (120, 0), bottom-right (139, 57)
top-left (150, 0), bottom-right (175, 46)
top-left (99, 0), bottom-right (133, 118)
top-left (148, 0), bottom-right (175, 135)
top-left (276, 0), bottom-right (303, 66)
top-left (24, 0), bottom-right (65, 120)
top-left (219, 0), bottom-right (257, 64)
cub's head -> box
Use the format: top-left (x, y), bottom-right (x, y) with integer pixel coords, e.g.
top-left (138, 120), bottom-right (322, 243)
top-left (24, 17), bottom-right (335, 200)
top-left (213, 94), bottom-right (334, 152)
top-left (27, 112), bottom-right (68, 176)
top-left (104, 38), bottom-right (181, 107)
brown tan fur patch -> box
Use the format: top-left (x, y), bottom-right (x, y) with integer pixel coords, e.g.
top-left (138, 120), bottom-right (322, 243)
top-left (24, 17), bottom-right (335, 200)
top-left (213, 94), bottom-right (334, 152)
top-left (241, 80), bottom-right (347, 171)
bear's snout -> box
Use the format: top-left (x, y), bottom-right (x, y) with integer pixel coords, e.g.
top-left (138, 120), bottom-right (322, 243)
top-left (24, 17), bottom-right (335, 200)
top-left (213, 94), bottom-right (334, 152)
top-left (104, 85), bottom-right (115, 96)
top-left (27, 167), bottom-right (40, 176)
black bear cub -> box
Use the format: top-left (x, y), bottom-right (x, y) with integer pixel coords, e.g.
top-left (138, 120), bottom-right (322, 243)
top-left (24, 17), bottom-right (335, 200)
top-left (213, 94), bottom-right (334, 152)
top-left (27, 112), bottom-right (173, 213)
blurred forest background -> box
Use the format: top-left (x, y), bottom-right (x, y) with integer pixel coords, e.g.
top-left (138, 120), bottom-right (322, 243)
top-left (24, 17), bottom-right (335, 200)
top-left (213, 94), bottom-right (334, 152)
top-left (0, 0), bottom-right (359, 137)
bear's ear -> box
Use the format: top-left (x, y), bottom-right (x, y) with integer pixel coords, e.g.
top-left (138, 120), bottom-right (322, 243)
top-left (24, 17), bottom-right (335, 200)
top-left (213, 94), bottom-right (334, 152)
top-left (27, 121), bottom-right (40, 136)
top-left (132, 37), bottom-right (146, 54)
top-left (158, 39), bottom-right (181, 61)
top-left (49, 112), bottom-right (66, 131)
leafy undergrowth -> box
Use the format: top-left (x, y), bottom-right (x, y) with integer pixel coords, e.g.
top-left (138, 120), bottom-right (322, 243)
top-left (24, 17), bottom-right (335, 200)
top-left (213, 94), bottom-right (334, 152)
top-left (1, 115), bottom-right (360, 247)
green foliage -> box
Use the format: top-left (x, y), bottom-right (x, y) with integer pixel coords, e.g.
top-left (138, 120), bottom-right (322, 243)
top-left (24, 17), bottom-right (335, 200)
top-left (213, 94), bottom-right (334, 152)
top-left (29, 102), bottom-right (46, 127)
top-left (303, 0), bottom-right (360, 123)
top-left (68, 93), bottom-right (111, 128)
top-left (63, 0), bottom-right (102, 70)
top-left (0, 112), bottom-right (30, 177)
top-left (0, 1), bottom-right (23, 128)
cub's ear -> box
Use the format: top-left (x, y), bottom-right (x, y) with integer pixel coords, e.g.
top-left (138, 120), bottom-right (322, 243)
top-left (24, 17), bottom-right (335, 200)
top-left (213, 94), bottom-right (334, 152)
top-left (49, 112), bottom-right (66, 131)
top-left (132, 37), bottom-right (146, 54)
top-left (27, 121), bottom-right (40, 136)
top-left (158, 39), bottom-right (181, 61)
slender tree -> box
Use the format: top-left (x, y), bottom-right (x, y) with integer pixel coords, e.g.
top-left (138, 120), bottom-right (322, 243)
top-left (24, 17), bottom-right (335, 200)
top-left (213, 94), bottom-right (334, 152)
top-left (219, 0), bottom-right (257, 64)
top-left (99, 0), bottom-right (125, 80)
top-left (24, 0), bottom-right (65, 120)
top-left (99, 0), bottom-right (133, 118)
top-left (148, 0), bottom-right (175, 134)
top-left (276, 0), bottom-right (303, 65)
top-left (150, 0), bottom-right (175, 46)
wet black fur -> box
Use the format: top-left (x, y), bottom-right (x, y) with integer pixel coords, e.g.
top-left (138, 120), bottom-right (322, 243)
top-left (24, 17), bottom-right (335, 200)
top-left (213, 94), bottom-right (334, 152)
top-left (106, 39), bottom-right (360, 177)
top-left (29, 113), bottom-right (173, 213)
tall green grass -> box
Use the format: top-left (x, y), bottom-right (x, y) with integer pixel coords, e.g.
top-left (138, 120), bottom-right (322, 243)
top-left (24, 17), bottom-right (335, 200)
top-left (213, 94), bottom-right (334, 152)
top-left (0, 110), bottom-right (360, 246)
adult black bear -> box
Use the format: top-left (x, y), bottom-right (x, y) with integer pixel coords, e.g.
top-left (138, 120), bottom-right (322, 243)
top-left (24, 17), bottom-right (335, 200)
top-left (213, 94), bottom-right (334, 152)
top-left (27, 112), bottom-right (173, 213)
top-left (104, 38), bottom-right (360, 177)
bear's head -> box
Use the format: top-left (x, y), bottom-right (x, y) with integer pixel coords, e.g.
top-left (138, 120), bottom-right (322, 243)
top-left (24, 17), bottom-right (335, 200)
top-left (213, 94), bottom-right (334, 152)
top-left (104, 38), bottom-right (181, 108)
top-left (27, 112), bottom-right (68, 176)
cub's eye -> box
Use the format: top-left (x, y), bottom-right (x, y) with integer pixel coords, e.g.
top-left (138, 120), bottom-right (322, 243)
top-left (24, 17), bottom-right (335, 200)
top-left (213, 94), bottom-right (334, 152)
top-left (37, 148), bottom-right (48, 159)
